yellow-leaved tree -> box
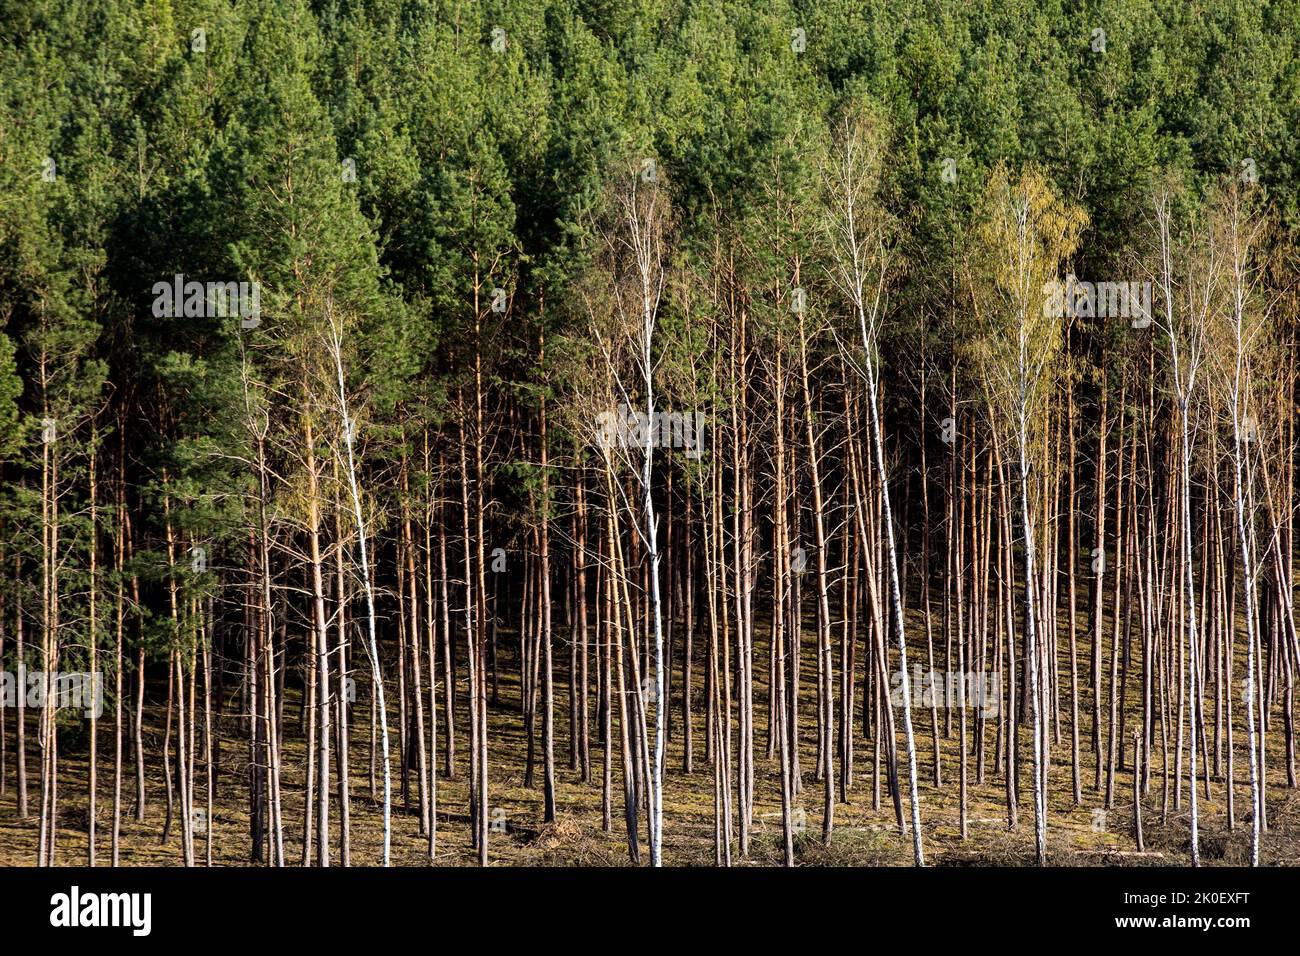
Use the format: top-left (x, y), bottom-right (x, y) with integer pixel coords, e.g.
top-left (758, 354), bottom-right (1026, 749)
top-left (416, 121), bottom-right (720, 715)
top-left (965, 164), bottom-right (1087, 865)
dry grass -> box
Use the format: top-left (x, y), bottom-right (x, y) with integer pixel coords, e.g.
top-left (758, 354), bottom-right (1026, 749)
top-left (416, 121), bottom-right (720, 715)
top-left (1, 607), bottom-right (1298, 867)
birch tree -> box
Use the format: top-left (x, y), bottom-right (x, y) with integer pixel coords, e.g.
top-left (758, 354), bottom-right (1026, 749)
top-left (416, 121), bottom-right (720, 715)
top-left (586, 163), bottom-right (674, 865)
top-left (820, 102), bottom-right (925, 866)
top-left (967, 164), bottom-right (1086, 865)
top-left (1205, 177), bottom-right (1272, 866)
top-left (324, 301), bottom-right (393, 865)
top-left (1146, 177), bottom-right (1215, 865)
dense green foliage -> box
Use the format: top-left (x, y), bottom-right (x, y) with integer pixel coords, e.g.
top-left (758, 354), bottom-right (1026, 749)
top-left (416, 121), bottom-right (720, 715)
top-left (1, 0), bottom-right (1298, 867)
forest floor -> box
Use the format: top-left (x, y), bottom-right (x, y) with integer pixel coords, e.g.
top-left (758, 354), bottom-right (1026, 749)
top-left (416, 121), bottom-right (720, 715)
top-left (1, 610), bottom-right (1299, 866)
